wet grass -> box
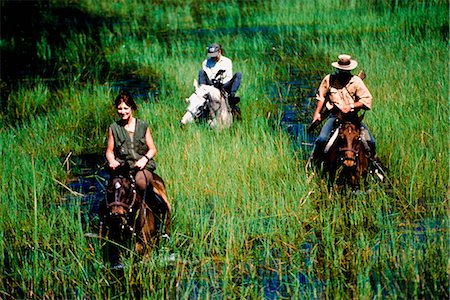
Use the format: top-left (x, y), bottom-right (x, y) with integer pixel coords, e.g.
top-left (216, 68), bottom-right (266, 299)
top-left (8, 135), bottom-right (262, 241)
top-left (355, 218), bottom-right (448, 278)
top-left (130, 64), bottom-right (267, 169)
top-left (1, 0), bottom-right (448, 298)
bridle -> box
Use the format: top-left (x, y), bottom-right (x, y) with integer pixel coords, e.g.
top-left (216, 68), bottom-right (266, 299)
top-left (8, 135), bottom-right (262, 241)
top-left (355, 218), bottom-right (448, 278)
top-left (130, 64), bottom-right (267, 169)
top-left (187, 90), bottom-right (209, 118)
top-left (107, 174), bottom-right (138, 215)
top-left (338, 122), bottom-right (361, 166)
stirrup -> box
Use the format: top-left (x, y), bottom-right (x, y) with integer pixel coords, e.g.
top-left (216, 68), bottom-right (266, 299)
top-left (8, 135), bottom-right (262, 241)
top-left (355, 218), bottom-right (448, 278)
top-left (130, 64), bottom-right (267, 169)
top-left (370, 158), bottom-right (386, 181)
top-left (374, 169), bottom-right (384, 181)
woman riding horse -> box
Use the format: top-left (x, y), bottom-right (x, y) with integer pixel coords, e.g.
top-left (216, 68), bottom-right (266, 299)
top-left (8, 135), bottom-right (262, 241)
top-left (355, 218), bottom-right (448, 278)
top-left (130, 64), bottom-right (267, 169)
top-left (106, 90), bottom-right (171, 236)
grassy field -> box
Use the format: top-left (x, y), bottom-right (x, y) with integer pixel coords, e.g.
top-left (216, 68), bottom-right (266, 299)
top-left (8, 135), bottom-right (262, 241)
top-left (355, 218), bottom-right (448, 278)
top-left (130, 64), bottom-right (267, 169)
top-left (1, 0), bottom-right (448, 298)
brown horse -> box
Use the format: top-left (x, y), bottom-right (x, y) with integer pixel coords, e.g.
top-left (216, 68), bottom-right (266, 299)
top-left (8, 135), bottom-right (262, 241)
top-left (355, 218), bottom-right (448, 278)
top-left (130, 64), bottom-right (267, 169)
top-left (321, 114), bottom-right (370, 188)
top-left (100, 169), bottom-right (171, 264)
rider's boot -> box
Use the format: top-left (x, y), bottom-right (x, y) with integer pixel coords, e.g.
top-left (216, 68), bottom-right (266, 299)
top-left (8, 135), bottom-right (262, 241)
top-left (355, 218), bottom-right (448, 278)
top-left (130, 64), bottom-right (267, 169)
top-left (146, 191), bottom-right (171, 239)
top-left (226, 93), bottom-right (241, 120)
top-left (309, 142), bottom-right (324, 169)
top-left (228, 93), bottom-right (240, 105)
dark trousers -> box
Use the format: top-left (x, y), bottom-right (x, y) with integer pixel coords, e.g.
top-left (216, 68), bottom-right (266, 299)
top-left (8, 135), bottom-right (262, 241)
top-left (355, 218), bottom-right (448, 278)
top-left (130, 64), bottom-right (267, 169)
top-left (198, 70), bottom-right (242, 96)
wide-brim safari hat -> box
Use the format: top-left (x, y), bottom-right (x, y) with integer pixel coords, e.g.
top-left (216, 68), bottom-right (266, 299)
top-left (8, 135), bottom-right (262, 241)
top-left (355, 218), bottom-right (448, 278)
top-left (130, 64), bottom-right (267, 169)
top-left (331, 54), bottom-right (358, 71)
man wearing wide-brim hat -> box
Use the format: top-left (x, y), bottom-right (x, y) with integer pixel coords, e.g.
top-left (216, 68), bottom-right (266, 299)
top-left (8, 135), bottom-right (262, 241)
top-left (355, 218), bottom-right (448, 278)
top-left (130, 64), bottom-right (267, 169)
top-left (311, 54), bottom-right (376, 162)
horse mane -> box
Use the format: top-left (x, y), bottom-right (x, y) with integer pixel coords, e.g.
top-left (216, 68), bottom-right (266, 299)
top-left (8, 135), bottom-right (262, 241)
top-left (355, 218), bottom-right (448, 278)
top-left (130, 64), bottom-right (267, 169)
top-left (199, 84), bottom-right (222, 101)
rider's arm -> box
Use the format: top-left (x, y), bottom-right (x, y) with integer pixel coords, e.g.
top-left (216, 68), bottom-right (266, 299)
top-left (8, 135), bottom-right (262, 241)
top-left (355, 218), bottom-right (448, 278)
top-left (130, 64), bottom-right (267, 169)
top-left (106, 127), bottom-right (121, 170)
top-left (313, 100), bottom-right (325, 122)
top-left (354, 77), bottom-right (372, 110)
top-left (313, 75), bottom-right (331, 122)
top-left (221, 57), bottom-right (233, 84)
top-left (341, 100), bottom-right (366, 114)
top-left (144, 127), bottom-right (157, 160)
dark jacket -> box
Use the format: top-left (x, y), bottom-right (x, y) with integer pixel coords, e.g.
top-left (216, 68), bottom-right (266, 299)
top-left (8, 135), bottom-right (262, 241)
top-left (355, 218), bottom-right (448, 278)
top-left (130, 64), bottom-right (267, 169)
top-left (110, 119), bottom-right (156, 171)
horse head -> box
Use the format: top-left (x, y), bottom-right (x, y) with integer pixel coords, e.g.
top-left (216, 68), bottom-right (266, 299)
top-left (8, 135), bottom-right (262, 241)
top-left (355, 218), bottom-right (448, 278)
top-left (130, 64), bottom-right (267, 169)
top-left (335, 112), bottom-right (370, 186)
top-left (180, 80), bottom-right (210, 125)
top-left (106, 173), bottom-right (139, 218)
top-left (338, 122), bottom-right (361, 168)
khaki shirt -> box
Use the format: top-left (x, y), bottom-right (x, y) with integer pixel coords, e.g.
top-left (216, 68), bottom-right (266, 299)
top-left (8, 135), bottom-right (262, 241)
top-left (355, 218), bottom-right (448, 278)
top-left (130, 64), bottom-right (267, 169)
top-left (316, 74), bottom-right (372, 111)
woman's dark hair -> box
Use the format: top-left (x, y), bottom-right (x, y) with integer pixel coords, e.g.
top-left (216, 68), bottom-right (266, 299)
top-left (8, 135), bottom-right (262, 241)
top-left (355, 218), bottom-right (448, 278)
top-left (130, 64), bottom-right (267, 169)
top-left (115, 90), bottom-right (137, 110)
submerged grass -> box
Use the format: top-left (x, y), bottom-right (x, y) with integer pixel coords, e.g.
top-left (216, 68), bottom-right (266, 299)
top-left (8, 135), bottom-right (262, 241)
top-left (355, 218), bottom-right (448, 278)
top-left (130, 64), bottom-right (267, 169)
top-left (1, 0), bottom-right (448, 298)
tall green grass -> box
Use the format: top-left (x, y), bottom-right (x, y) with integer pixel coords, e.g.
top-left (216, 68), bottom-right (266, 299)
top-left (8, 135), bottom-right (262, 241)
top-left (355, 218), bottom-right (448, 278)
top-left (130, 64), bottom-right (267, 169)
top-left (1, 0), bottom-right (448, 298)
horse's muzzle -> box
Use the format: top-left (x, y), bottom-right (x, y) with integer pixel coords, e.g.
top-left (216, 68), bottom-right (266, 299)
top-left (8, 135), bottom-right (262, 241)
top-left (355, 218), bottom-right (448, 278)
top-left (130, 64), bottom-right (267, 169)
top-left (343, 157), bottom-right (356, 168)
top-left (110, 206), bottom-right (126, 216)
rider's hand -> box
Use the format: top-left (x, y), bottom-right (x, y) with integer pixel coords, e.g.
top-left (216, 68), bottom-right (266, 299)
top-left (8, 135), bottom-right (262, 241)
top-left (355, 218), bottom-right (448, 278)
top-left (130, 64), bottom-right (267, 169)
top-left (134, 156), bottom-right (148, 170)
top-left (109, 159), bottom-right (121, 170)
top-left (312, 112), bottom-right (321, 123)
top-left (341, 104), bottom-right (352, 114)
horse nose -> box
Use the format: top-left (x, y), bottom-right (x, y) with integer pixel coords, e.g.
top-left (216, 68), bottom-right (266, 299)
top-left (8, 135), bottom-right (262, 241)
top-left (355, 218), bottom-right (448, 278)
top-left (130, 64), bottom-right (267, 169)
top-left (111, 206), bottom-right (125, 216)
top-left (343, 159), bottom-right (355, 168)
top-left (180, 114), bottom-right (189, 125)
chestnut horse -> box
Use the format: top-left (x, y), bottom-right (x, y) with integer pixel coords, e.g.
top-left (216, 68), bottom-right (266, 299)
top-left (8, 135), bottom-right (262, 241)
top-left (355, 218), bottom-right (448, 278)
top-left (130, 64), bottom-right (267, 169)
top-left (320, 114), bottom-right (370, 188)
top-left (180, 80), bottom-right (233, 129)
top-left (100, 169), bottom-right (171, 264)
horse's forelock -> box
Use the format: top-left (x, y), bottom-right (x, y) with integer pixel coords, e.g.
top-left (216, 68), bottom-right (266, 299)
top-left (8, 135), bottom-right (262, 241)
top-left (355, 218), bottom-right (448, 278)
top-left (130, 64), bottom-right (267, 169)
top-left (107, 176), bottom-right (135, 204)
top-left (343, 122), bottom-right (360, 139)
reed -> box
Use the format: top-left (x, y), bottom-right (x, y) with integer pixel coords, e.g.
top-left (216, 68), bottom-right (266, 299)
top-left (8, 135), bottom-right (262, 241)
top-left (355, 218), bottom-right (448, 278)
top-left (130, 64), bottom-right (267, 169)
top-left (1, 0), bottom-right (447, 298)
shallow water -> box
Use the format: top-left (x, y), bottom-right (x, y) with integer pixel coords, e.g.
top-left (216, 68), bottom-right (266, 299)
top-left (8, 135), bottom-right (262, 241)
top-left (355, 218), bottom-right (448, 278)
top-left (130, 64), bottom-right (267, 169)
top-left (271, 71), bottom-right (320, 157)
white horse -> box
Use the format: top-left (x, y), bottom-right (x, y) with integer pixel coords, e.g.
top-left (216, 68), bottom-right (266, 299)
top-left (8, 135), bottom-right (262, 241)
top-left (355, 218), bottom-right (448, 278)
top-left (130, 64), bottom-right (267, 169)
top-left (180, 80), bottom-right (233, 130)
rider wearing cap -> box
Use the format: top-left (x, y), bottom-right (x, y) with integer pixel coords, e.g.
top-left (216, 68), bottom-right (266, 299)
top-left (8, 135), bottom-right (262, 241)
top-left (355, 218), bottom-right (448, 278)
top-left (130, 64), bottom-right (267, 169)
top-left (311, 54), bottom-right (376, 162)
top-left (198, 43), bottom-right (242, 104)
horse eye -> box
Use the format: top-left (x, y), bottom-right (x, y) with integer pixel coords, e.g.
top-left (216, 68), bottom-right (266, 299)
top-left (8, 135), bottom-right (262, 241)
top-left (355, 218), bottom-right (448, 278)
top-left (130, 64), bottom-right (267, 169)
top-left (114, 182), bottom-right (121, 189)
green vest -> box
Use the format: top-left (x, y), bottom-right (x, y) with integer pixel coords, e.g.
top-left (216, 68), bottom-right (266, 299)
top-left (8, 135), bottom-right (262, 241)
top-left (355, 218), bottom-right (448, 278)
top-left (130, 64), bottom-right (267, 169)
top-left (110, 119), bottom-right (156, 171)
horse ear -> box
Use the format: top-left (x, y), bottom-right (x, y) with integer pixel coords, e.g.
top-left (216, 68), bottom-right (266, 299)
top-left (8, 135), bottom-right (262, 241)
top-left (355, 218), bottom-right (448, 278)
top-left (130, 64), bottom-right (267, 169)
top-left (193, 79), bottom-right (199, 89)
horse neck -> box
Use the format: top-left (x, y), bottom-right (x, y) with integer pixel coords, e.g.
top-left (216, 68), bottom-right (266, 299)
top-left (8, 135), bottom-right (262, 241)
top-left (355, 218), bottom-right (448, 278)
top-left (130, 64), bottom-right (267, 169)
top-left (204, 86), bottom-right (222, 102)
